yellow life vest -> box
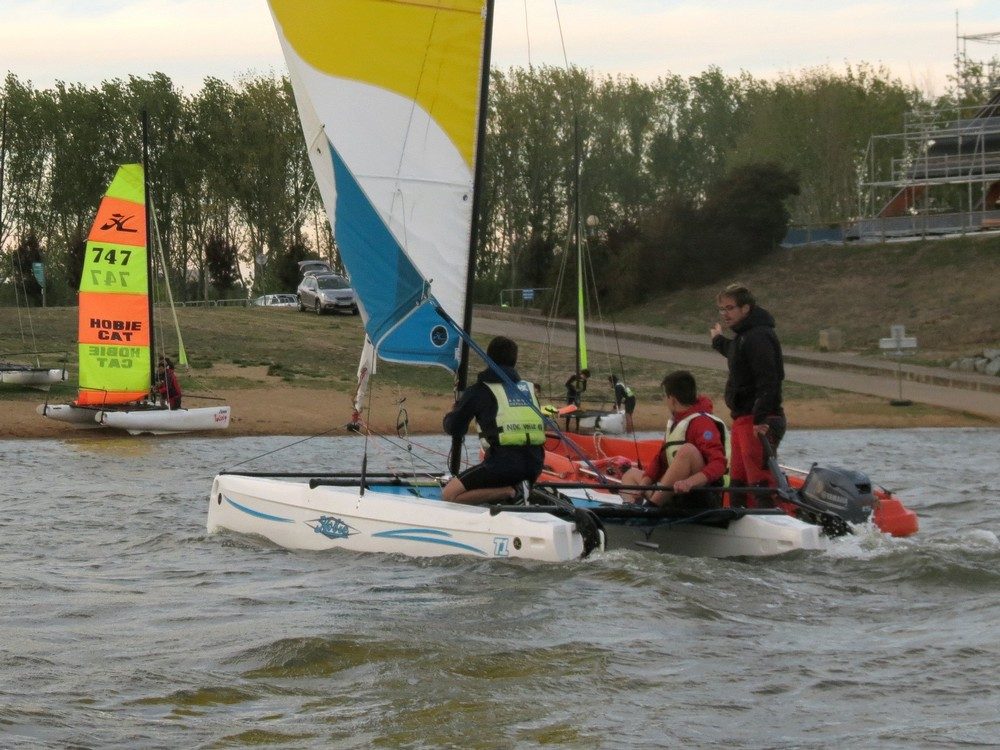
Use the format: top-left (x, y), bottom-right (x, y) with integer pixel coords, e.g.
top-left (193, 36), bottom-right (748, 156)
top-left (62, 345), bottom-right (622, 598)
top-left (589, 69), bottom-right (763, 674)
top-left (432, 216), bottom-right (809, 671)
top-left (663, 411), bottom-right (729, 471)
top-left (480, 381), bottom-right (545, 449)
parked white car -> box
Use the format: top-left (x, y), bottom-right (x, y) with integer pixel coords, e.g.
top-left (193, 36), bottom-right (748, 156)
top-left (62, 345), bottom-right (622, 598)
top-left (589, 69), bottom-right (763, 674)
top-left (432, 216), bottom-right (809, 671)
top-left (252, 293), bottom-right (298, 308)
top-left (296, 274), bottom-right (359, 315)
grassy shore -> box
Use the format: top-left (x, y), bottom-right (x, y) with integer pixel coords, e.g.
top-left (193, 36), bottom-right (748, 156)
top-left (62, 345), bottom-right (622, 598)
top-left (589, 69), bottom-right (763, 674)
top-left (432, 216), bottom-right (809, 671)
top-left (619, 234), bottom-right (1000, 365)
top-left (3, 235), bottom-right (998, 437)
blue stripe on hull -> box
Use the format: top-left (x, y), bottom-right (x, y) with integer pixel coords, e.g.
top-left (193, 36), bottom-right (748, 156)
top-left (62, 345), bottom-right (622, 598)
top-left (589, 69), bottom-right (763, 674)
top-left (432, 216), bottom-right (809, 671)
top-left (225, 496), bottom-right (295, 523)
top-left (372, 528), bottom-right (486, 555)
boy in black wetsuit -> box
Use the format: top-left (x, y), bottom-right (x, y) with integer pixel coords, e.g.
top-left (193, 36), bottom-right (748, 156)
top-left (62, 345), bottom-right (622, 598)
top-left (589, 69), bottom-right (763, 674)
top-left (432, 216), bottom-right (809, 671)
top-left (442, 336), bottom-right (545, 505)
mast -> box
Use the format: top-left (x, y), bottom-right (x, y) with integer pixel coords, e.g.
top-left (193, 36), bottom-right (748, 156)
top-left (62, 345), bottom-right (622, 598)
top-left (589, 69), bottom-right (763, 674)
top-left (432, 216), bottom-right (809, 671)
top-left (0, 102), bottom-right (7, 246)
top-left (1, 104), bottom-right (6, 250)
top-left (450, 0), bottom-right (496, 476)
top-left (141, 109), bottom-right (156, 387)
top-left (573, 115), bottom-right (586, 377)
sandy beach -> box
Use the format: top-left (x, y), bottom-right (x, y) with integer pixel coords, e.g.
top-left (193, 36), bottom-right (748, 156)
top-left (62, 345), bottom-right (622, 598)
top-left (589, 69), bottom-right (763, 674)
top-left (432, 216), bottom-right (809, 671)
top-left (3, 364), bottom-right (987, 440)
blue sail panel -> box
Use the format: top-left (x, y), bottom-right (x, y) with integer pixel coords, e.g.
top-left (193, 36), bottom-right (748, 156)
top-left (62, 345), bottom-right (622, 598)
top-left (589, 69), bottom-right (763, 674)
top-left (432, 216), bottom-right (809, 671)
top-left (378, 300), bottom-right (461, 369)
top-left (329, 141), bottom-right (461, 371)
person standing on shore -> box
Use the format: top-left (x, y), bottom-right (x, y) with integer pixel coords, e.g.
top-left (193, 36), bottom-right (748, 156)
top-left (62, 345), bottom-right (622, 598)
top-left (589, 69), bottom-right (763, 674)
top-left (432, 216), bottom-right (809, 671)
top-left (564, 368), bottom-right (590, 406)
top-left (608, 374), bottom-right (637, 433)
top-left (710, 283), bottom-right (786, 507)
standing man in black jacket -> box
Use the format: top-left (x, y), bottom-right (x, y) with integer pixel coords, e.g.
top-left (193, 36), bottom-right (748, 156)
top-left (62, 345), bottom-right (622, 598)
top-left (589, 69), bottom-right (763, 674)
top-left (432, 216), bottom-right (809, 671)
top-left (710, 283), bottom-right (786, 507)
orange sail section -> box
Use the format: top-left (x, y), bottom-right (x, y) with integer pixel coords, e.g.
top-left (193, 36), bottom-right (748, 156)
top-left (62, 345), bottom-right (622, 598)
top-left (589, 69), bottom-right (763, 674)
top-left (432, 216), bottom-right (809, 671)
top-left (76, 165), bottom-right (152, 406)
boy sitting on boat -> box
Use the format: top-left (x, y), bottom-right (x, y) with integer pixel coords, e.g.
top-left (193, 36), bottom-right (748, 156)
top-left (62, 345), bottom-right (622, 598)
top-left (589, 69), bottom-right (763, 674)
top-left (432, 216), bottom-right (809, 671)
top-left (620, 370), bottom-right (727, 508)
top-left (441, 336), bottom-right (546, 505)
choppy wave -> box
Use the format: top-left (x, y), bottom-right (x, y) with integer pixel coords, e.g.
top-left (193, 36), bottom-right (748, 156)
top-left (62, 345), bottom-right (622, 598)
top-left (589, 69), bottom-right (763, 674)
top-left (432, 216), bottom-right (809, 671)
top-left (1, 428), bottom-right (998, 748)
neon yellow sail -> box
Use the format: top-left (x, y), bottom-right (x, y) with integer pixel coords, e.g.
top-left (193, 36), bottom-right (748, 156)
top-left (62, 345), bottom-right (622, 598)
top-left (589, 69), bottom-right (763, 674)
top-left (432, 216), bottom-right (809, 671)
top-left (76, 164), bottom-right (151, 406)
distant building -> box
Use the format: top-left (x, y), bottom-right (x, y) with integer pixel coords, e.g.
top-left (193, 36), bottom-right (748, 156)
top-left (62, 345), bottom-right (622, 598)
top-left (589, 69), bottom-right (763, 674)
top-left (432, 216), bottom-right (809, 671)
top-left (848, 88), bottom-right (1000, 242)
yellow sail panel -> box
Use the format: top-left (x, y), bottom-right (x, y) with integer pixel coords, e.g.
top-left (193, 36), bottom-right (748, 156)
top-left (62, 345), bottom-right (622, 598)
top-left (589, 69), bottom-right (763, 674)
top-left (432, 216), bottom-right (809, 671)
top-left (270, 0), bottom-right (486, 169)
top-left (76, 344), bottom-right (149, 406)
top-left (76, 164), bottom-right (151, 405)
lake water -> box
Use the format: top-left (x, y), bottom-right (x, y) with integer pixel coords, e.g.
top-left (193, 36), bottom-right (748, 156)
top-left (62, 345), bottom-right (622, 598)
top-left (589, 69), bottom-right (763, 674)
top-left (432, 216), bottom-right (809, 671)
top-left (2, 428), bottom-right (999, 749)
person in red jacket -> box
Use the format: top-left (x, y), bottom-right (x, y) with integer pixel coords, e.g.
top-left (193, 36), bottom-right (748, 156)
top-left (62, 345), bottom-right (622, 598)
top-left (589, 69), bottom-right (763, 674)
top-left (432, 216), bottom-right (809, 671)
top-left (154, 359), bottom-right (182, 410)
top-left (621, 370), bottom-right (727, 507)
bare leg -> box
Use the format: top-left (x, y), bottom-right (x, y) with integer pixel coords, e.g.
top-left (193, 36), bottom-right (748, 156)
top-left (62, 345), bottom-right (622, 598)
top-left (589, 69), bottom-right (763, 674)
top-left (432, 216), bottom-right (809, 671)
top-left (442, 477), bottom-right (515, 505)
top-left (619, 467), bottom-right (651, 503)
top-left (648, 444), bottom-right (706, 506)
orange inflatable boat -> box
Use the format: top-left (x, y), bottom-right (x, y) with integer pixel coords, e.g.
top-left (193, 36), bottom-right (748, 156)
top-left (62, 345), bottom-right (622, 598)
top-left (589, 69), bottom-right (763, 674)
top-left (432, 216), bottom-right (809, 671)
top-left (542, 432), bottom-right (918, 538)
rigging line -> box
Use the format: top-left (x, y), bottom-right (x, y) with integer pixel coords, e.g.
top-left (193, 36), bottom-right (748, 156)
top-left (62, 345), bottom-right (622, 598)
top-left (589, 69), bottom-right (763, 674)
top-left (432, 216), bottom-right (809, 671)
top-left (224, 426), bottom-right (347, 470)
top-left (552, 0), bottom-right (571, 69)
top-left (14, 253), bottom-right (41, 359)
top-left (276, 179), bottom-right (318, 245)
top-left (395, 8), bottom-right (439, 190)
top-left (609, 315), bottom-right (629, 388)
top-left (11, 259), bottom-right (26, 346)
top-left (354, 381), bottom-right (449, 475)
top-left (544, 226), bottom-right (574, 395)
top-left (366, 425), bottom-right (452, 475)
top-left (535, 225), bottom-right (571, 395)
top-left (523, 0), bottom-right (533, 68)
top-left (150, 199), bottom-right (187, 369)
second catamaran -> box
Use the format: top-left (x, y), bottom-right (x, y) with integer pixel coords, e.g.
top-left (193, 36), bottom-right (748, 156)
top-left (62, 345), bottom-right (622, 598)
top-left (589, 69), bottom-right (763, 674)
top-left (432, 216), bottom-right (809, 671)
top-left (39, 151), bottom-right (230, 434)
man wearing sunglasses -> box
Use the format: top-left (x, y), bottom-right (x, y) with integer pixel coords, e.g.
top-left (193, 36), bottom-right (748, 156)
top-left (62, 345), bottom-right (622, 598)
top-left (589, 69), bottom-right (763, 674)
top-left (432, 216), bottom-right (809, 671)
top-left (710, 283), bottom-right (786, 507)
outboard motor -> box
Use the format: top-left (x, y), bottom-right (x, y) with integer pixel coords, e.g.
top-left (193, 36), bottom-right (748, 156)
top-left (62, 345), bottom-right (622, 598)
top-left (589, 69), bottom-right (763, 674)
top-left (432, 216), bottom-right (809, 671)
top-left (799, 465), bottom-right (875, 525)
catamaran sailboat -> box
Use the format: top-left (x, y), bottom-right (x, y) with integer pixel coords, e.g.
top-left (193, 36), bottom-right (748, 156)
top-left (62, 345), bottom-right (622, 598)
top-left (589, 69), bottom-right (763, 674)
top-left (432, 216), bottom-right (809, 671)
top-left (206, 0), bottom-right (839, 562)
top-left (38, 155), bottom-right (230, 434)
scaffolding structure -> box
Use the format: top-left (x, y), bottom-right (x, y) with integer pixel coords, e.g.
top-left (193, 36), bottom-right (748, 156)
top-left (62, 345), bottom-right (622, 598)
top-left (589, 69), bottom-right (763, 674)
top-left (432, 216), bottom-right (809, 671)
top-left (850, 30), bottom-right (1000, 241)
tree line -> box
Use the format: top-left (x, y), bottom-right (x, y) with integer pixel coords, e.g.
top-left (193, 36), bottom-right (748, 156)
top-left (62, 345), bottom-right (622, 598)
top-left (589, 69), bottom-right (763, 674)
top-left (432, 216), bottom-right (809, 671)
top-left (1, 59), bottom-right (995, 309)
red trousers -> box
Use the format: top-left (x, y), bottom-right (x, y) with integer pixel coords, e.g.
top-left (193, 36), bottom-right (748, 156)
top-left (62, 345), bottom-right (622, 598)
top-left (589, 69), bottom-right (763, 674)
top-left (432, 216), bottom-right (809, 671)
top-left (728, 415), bottom-right (775, 508)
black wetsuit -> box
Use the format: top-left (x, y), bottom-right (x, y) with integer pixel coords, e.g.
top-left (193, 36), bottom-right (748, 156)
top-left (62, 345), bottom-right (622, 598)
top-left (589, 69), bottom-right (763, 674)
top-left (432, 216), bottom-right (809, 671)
top-left (443, 366), bottom-right (544, 490)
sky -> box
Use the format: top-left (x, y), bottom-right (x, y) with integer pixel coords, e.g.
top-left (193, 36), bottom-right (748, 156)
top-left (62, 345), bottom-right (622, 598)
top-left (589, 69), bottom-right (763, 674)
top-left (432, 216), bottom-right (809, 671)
top-left (1, 1), bottom-right (998, 97)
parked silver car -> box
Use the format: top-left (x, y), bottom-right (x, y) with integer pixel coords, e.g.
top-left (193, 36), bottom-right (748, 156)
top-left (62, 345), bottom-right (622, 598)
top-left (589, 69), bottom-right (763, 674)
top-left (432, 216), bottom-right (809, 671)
top-left (297, 274), bottom-right (359, 315)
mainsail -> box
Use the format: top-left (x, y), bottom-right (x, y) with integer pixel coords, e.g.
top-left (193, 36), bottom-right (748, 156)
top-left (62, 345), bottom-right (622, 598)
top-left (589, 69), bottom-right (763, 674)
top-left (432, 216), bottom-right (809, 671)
top-left (269, 0), bottom-right (489, 371)
top-left (76, 164), bottom-right (151, 405)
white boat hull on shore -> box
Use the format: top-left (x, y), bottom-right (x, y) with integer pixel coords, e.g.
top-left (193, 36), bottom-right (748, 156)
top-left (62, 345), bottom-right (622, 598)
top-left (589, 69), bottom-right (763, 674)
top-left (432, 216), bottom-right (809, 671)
top-left (208, 474), bottom-right (590, 562)
top-left (39, 402), bottom-right (231, 434)
top-left (2, 368), bottom-right (67, 386)
top-left (36, 403), bottom-right (102, 428)
top-left (99, 406), bottom-right (231, 435)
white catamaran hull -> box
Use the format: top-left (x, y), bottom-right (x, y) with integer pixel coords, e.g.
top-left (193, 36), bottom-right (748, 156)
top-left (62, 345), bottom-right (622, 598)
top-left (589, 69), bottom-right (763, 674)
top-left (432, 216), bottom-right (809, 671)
top-left (208, 474), bottom-right (588, 562)
top-left (561, 488), bottom-right (826, 557)
top-left (574, 410), bottom-right (626, 435)
top-left (2, 368), bottom-right (67, 386)
top-left (36, 403), bottom-right (102, 428)
top-left (601, 512), bottom-right (826, 558)
top-left (99, 406), bottom-right (231, 435)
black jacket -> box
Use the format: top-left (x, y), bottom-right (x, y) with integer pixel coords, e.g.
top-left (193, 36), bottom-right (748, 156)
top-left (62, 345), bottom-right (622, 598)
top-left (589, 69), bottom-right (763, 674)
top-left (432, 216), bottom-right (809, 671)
top-left (443, 366), bottom-right (544, 459)
top-left (711, 305), bottom-right (784, 423)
